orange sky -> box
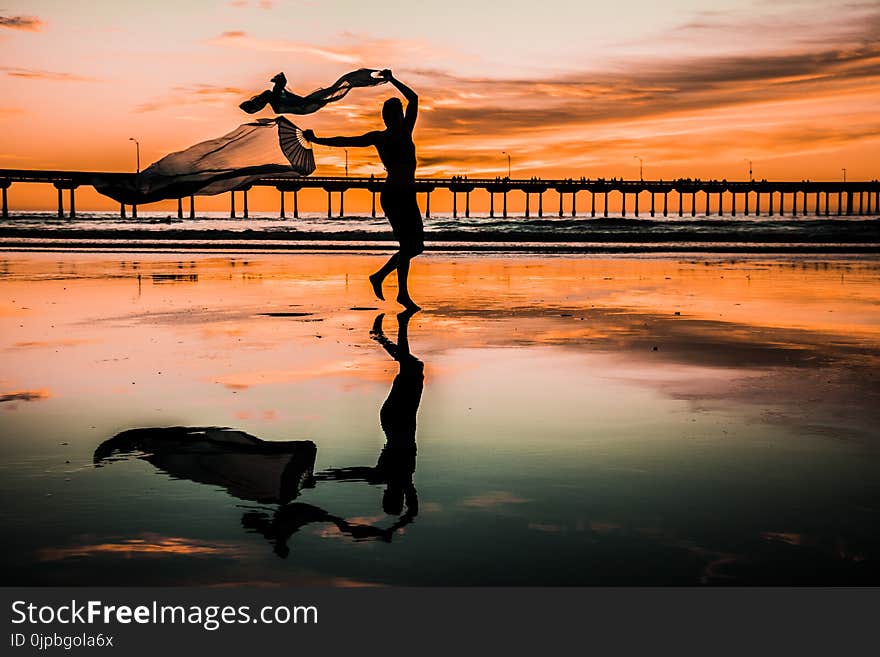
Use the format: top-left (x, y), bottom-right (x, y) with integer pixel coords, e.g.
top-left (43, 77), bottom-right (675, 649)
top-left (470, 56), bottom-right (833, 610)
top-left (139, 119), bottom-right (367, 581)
top-left (1, 0), bottom-right (879, 211)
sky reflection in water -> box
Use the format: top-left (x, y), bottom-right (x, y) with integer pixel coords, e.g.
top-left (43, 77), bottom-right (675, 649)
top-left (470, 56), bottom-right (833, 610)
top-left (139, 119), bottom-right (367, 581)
top-left (1, 253), bottom-right (878, 585)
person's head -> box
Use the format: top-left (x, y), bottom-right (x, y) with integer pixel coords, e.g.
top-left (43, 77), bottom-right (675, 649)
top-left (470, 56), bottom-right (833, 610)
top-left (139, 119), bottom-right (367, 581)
top-left (382, 97), bottom-right (404, 129)
top-left (382, 483), bottom-right (404, 515)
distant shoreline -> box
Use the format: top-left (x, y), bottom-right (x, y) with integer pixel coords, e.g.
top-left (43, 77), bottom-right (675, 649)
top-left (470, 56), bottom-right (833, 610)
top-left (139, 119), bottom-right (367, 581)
top-left (2, 216), bottom-right (879, 254)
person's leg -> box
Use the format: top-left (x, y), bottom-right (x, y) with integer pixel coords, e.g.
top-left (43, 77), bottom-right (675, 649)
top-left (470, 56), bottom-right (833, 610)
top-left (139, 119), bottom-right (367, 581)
top-left (396, 253), bottom-right (420, 310)
top-left (370, 252), bottom-right (399, 301)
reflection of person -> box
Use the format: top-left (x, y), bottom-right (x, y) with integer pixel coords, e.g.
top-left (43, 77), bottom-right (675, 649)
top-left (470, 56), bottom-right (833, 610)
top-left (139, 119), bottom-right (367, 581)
top-left (93, 311), bottom-right (425, 559)
top-left (303, 70), bottom-right (424, 310)
top-left (245, 310), bottom-right (424, 558)
top-left (317, 310), bottom-right (423, 516)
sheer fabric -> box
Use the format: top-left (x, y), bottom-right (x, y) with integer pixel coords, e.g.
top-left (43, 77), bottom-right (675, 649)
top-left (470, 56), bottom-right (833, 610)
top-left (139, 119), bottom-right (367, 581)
top-left (240, 68), bottom-right (387, 115)
top-left (92, 117), bottom-right (313, 205)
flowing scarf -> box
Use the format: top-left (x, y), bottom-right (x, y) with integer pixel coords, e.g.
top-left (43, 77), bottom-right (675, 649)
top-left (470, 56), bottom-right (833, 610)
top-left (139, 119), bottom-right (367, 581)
top-left (240, 68), bottom-right (387, 115)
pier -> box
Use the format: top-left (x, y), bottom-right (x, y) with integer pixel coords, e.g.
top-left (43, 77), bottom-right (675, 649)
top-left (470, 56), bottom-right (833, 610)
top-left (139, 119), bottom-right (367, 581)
top-left (0, 169), bottom-right (878, 219)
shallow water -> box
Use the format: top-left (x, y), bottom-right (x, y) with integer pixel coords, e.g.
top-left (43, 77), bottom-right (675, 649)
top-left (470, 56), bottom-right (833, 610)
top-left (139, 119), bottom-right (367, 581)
top-left (1, 252), bottom-right (879, 585)
top-left (3, 210), bottom-right (879, 241)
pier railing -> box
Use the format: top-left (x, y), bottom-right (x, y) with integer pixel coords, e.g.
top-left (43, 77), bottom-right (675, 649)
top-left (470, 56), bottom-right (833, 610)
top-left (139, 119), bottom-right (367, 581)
top-left (0, 169), bottom-right (878, 220)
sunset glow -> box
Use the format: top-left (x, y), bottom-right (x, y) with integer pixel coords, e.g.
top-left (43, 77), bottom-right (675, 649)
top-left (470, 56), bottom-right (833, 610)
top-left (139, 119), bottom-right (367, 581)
top-left (1, 0), bottom-right (878, 211)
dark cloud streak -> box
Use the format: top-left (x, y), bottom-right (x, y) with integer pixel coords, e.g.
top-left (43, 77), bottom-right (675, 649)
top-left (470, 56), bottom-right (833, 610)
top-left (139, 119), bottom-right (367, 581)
top-left (0, 15), bottom-right (43, 31)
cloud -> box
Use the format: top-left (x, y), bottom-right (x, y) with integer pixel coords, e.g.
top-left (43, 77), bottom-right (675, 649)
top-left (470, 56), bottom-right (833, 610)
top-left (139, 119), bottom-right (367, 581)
top-left (0, 15), bottom-right (43, 31)
top-left (10, 339), bottom-right (91, 349)
top-left (38, 534), bottom-right (252, 560)
top-left (230, 0), bottom-right (276, 8)
top-left (135, 83), bottom-right (246, 112)
top-left (1, 66), bottom-right (98, 82)
top-left (386, 25), bottom-right (880, 173)
top-left (670, 2), bottom-right (880, 49)
top-left (461, 491), bottom-right (531, 508)
top-left (207, 30), bottom-right (448, 69)
top-left (207, 31), bottom-right (361, 65)
top-left (410, 42), bottom-right (880, 131)
top-left (0, 389), bottom-right (50, 403)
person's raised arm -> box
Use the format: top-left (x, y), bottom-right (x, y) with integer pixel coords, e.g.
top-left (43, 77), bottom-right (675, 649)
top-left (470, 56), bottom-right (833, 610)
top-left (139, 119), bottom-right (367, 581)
top-left (302, 129), bottom-right (380, 148)
top-left (381, 70), bottom-right (418, 130)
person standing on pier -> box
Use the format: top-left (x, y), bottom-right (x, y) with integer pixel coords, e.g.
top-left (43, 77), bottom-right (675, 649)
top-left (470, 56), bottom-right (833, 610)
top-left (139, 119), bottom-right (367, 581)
top-left (303, 70), bottom-right (423, 310)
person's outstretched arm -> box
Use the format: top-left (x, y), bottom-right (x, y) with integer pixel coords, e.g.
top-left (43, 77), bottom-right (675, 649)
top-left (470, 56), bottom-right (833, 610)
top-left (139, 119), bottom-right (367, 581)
top-left (302, 129), bottom-right (380, 148)
top-left (381, 70), bottom-right (418, 130)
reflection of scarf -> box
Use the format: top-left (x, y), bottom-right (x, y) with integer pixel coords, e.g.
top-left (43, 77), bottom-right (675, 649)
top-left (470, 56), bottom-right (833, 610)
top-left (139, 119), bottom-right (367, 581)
top-left (240, 68), bottom-right (387, 115)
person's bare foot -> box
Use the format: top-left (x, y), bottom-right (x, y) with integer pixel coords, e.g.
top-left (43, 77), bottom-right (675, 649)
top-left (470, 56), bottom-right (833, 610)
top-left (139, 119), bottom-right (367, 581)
top-left (397, 294), bottom-right (421, 311)
top-left (271, 72), bottom-right (287, 86)
top-left (369, 273), bottom-right (385, 301)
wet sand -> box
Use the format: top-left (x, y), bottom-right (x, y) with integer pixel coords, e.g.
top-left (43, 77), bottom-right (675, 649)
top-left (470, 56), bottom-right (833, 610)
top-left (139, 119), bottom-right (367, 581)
top-left (1, 252), bottom-right (879, 585)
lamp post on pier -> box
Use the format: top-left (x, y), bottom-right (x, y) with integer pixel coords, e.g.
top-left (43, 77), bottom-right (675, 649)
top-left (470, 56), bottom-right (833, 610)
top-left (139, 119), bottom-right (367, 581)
top-left (501, 151), bottom-right (511, 179)
top-left (634, 155), bottom-right (643, 181)
top-left (129, 137), bottom-right (140, 173)
top-left (743, 159), bottom-right (753, 181)
top-left (129, 137), bottom-right (140, 219)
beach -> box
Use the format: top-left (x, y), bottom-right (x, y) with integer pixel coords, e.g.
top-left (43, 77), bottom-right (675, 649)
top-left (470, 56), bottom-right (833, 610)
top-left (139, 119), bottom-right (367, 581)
top-left (1, 250), bottom-right (879, 585)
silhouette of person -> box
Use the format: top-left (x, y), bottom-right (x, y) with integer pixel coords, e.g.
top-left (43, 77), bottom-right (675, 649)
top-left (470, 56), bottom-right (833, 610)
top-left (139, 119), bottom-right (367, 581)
top-left (303, 70), bottom-right (424, 310)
